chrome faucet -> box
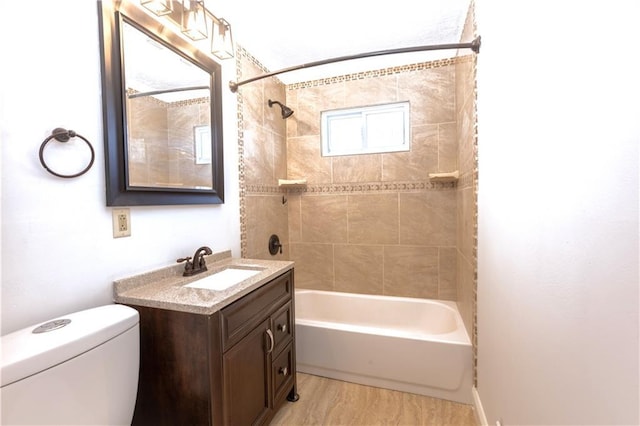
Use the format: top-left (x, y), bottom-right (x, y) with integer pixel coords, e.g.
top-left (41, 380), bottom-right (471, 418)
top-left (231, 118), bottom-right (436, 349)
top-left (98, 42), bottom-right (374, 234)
top-left (177, 246), bottom-right (213, 277)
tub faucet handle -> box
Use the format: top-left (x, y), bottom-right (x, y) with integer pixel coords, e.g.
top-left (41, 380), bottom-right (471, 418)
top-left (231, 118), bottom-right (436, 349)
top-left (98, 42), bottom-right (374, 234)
top-left (268, 234), bottom-right (282, 255)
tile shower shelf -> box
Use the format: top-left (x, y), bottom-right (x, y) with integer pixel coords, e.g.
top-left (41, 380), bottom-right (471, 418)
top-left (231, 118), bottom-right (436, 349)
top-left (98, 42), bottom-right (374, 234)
top-left (428, 171), bottom-right (459, 182)
top-left (278, 178), bottom-right (307, 187)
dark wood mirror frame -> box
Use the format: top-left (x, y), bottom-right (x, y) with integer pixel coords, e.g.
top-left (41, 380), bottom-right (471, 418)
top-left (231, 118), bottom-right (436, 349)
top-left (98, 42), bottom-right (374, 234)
top-left (98, 0), bottom-right (224, 206)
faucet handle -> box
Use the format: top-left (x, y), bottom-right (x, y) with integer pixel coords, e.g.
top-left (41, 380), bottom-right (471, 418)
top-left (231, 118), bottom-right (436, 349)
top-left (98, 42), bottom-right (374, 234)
top-left (177, 257), bottom-right (194, 276)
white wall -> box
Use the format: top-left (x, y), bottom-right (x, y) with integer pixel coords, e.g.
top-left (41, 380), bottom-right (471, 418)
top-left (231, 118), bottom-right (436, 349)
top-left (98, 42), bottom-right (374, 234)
top-left (0, 0), bottom-right (240, 334)
top-left (476, 1), bottom-right (639, 424)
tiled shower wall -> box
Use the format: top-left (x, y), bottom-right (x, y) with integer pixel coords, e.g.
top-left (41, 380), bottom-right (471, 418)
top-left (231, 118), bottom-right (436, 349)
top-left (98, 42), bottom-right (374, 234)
top-left (237, 48), bottom-right (290, 260)
top-left (128, 95), bottom-right (212, 187)
top-left (284, 60), bottom-right (463, 300)
top-left (456, 5), bottom-right (478, 359)
top-left (237, 30), bottom-right (477, 336)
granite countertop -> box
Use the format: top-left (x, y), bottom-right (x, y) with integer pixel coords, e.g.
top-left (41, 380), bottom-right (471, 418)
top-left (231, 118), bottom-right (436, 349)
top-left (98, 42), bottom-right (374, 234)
top-left (113, 250), bottom-right (294, 315)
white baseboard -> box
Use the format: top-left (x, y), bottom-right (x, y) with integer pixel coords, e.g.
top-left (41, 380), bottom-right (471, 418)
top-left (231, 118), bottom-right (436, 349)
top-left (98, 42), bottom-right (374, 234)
top-left (472, 386), bottom-right (488, 426)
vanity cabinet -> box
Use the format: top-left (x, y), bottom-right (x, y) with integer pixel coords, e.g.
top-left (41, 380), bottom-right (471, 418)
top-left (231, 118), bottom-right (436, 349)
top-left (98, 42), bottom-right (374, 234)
top-left (128, 270), bottom-right (297, 426)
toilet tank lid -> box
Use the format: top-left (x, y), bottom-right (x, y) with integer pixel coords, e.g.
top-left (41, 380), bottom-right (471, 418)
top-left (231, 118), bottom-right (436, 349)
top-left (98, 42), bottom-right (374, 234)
top-left (1, 304), bottom-right (139, 387)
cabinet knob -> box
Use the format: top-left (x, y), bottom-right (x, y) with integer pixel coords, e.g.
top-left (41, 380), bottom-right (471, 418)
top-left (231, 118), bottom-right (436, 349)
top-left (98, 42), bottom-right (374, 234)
top-left (277, 323), bottom-right (287, 333)
top-left (279, 367), bottom-right (288, 376)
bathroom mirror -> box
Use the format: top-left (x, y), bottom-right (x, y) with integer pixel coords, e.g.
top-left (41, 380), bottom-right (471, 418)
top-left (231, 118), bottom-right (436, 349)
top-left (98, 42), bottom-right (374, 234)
top-left (98, 0), bottom-right (224, 205)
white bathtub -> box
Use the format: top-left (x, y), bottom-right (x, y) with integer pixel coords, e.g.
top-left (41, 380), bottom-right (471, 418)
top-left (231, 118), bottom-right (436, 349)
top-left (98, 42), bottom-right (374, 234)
top-left (294, 289), bottom-right (473, 404)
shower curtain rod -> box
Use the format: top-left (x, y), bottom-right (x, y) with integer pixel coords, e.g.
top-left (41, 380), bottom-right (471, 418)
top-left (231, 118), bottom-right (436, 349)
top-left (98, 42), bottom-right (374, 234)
top-left (128, 86), bottom-right (210, 99)
top-left (229, 35), bottom-right (480, 93)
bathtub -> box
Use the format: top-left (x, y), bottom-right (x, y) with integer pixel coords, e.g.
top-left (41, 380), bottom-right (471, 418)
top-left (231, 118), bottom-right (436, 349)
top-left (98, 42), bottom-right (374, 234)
top-left (294, 289), bottom-right (473, 404)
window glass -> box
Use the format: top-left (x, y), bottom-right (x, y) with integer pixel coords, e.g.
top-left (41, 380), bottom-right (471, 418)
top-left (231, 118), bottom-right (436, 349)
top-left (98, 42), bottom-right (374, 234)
top-left (321, 102), bottom-right (410, 156)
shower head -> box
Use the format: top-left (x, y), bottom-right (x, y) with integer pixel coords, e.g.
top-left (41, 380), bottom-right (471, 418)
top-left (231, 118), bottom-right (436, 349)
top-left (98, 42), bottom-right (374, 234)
top-left (268, 99), bottom-right (294, 119)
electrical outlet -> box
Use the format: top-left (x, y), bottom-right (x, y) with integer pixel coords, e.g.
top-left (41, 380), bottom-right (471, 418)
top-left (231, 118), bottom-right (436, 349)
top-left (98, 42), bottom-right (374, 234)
top-left (112, 208), bottom-right (131, 238)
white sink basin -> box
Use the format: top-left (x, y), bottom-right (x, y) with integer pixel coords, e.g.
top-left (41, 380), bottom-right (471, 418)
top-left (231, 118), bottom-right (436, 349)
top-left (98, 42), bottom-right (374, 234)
top-left (183, 267), bottom-right (262, 291)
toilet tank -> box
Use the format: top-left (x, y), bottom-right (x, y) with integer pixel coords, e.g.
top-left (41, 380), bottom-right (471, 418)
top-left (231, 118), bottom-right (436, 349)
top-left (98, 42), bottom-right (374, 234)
top-left (1, 304), bottom-right (140, 425)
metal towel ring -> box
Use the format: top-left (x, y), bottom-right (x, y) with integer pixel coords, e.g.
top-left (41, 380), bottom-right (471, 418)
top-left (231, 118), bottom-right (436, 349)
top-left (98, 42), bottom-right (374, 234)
top-left (39, 128), bottom-right (95, 178)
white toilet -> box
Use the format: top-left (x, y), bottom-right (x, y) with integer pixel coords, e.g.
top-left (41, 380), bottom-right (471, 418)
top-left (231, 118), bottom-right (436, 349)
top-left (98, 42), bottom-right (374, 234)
top-left (0, 304), bottom-right (140, 425)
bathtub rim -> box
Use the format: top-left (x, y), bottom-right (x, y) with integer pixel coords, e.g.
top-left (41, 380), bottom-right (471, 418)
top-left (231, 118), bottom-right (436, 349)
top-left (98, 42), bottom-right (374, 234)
top-left (294, 288), bottom-right (471, 345)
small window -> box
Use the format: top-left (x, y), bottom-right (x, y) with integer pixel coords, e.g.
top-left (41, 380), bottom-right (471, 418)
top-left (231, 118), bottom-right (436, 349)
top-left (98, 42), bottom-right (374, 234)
top-left (321, 102), bottom-right (410, 156)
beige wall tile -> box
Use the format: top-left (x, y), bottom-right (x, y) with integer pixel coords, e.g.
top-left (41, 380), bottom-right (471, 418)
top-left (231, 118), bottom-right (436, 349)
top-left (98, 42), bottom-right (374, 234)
top-left (274, 130), bottom-right (288, 182)
top-left (300, 195), bottom-right (348, 243)
top-left (439, 122), bottom-right (458, 172)
top-left (399, 191), bottom-right (456, 246)
top-left (343, 75), bottom-right (399, 106)
top-left (398, 65), bottom-right (455, 126)
top-left (348, 194), bottom-right (399, 245)
top-left (294, 84), bottom-right (346, 137)
top-left (285, 89), bottom-right (299, 139)
top-left (287, 135), bottom-right (332, 183)
top-left (382, 124), bottom-right (438, 181)
top-left (239, 63), bottom-right (264, 129)
top-left (439, 247), bottom-right (457, 300)
top-left (457, 106), bottom-right (475, 176)
top-left (244, 126), bottom-right (273, 185)
top-left (244, 194), bottom-right (289, 260)
top-left (334, 244), bottom-right (384, 294)
top-left (332, 155), bottom-right (382, 183)
top-left (198, 102), bottom-right (209, 123)
top-left (287, 194), bottom-right (302, 243)
top-left (290, 243), bottom-right (334, 290)
top-left (454, 39), bottom-right (478, 357)
top-left (383, 246), bottom-right (439, 298)
top-left (457, 187), bottom-right (476, 262)
top-left (455, 59), bottom-right (475, 115)
top-left (456, 252), bottom-right (475, 339)
top-left (239, 51), bottom-right (290, 260)
top-left (130, 97), bottom-right (217, 188)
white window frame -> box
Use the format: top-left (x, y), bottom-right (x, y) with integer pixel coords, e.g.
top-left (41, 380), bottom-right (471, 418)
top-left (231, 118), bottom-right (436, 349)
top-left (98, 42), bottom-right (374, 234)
top-left (194, 125), bottom-right (211, 164)
top-left (321, 101), bottom-right (410, 157)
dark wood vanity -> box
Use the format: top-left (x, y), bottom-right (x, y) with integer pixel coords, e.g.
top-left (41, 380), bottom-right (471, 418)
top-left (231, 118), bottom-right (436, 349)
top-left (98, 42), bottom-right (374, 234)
top-left (126, 270), bottom-right (297, 425)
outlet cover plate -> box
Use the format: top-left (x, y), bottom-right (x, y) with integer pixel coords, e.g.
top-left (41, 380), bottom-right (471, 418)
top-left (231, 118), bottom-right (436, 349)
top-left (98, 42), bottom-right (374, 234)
top-left (112, 208), bottom-right (131, 238)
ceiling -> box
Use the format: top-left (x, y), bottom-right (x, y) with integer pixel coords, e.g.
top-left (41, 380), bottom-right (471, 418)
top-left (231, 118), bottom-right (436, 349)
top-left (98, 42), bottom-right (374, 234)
top-left (213, 0), bottom-right (473, 84)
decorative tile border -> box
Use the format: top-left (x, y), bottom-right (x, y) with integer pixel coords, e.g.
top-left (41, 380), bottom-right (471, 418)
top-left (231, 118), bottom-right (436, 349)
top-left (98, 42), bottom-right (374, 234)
top-left (287, 55), bottom-right (474, 91)
top-left (466, 0), bottom-right (479, 388)
top-left (244, 184), bottom-right (285, 194)
top-left (236, 45), bottom-right (272, 76)
top-left (245, 180), bottom-right (456, 196)
top-left (235, 43), bottom-right (474, 94)
top-left (236, 49), bottom-right (248, 257)
top-left (169, 97), bottom-right (209, 107)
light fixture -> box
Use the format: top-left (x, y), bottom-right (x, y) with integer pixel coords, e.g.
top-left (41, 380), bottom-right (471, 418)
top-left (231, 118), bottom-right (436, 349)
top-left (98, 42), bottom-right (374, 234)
top-left (211, 17), bottom-right (234, 60)
top-left (139, 0), bottom-right (234, 60)
top-left (181, 0), bottom-right (208, 41)
top-left (140, 0), bottom-right (173, 16)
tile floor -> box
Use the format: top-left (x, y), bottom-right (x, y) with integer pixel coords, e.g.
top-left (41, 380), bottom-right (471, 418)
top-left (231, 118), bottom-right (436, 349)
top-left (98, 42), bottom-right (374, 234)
top-left (270, 373), bottom-right (477, 426)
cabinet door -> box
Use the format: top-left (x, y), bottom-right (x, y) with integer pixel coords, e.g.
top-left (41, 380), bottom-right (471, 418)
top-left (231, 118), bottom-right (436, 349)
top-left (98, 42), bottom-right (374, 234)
top-left (272, 343), bottom-right (294, 406)
top-left (272, 302), bottom-right (293, 355)
top-left (223, 318), bottom-right (271, 426)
